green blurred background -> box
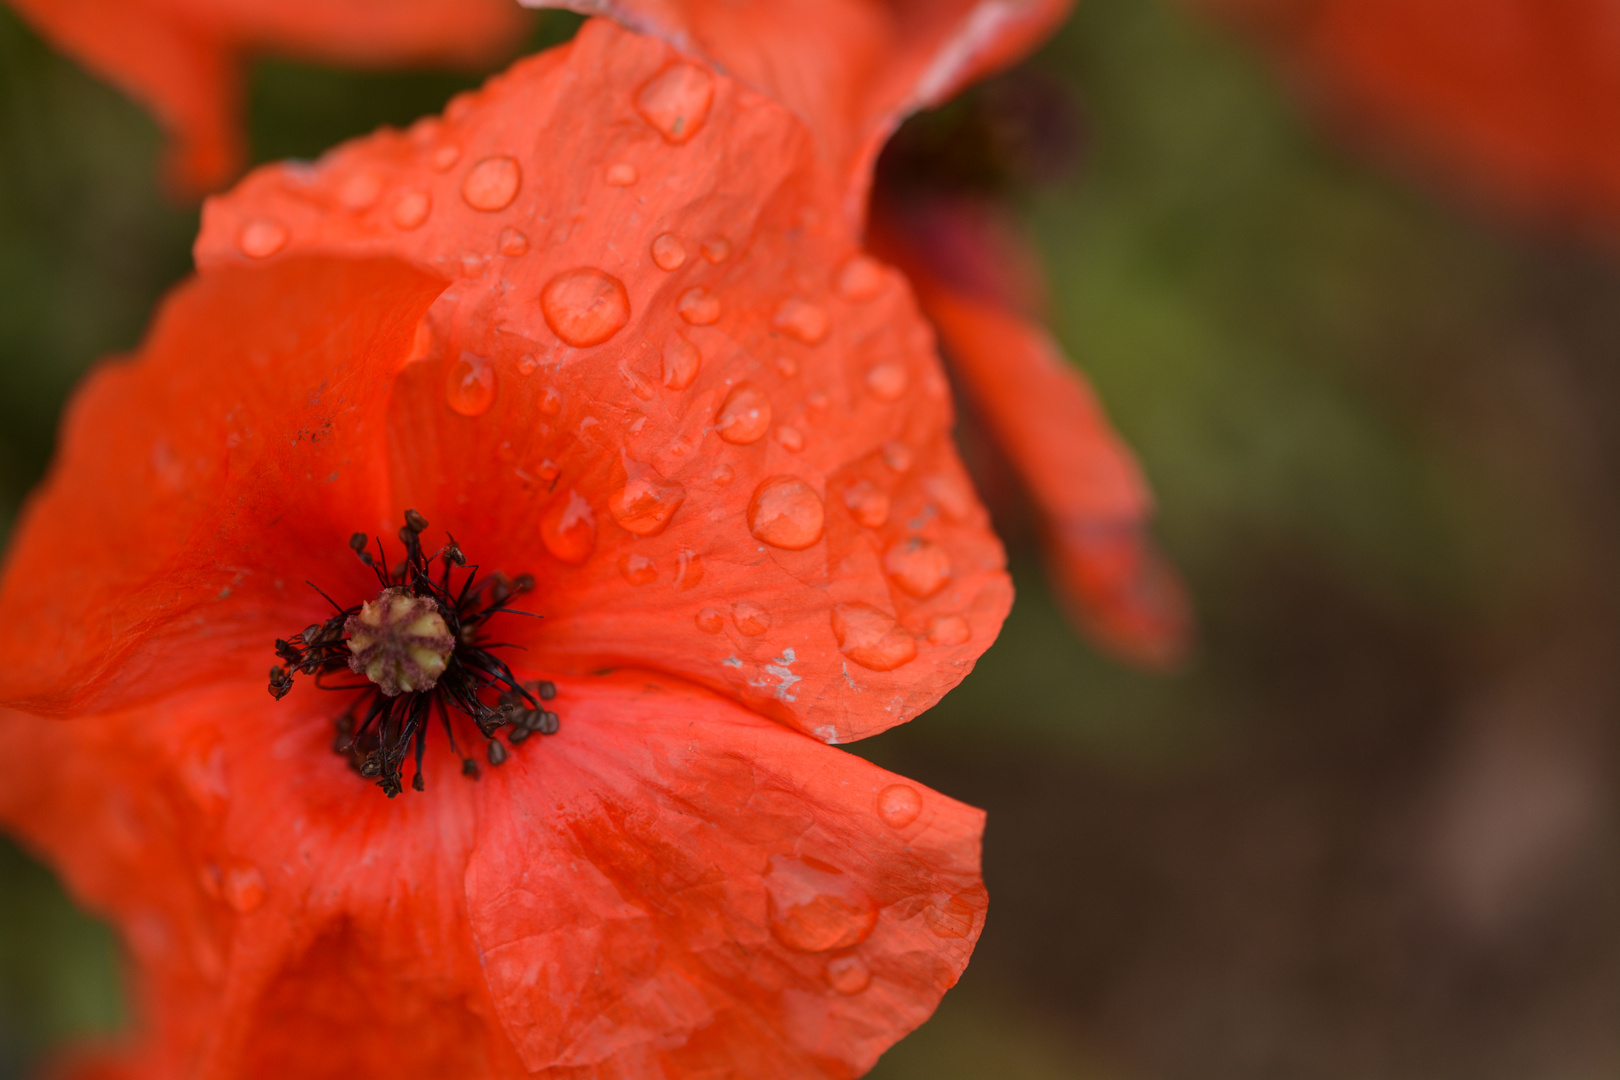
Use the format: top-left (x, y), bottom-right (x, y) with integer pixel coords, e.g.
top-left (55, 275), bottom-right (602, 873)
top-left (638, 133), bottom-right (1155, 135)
top-left (2, 1), bottom-right (1617, 1077)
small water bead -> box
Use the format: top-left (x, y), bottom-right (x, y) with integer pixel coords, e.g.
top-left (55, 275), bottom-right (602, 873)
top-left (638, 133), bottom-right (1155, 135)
top-left (807, 390), bottom-right (830, 411)
top-left (498, 227), bottom-right (529, 256)
top-left (539, 388), bottom-right (562, 416)
top-left (635, 62), bottom-right (715, 144)
top-left (618, 553), bottom-right (657, 585)
top-left (662, 335), bottom-right (701, 390)
top-left (431, 144), bottom-right (461, 171)
top-left (830, 603), bottom-right (917, 671)
top-left (221, 861), bottom-right (267, 914)
top-left (541, 268), bottom-right (631, 347)
top-left (772, 298), bottom-right (830, 344)
top-left (881, 440), bottom-right (914, 472)
top-left (695, 607), bottom-right (725, 633)
top-left (712, 464), bottom-right (734, 486)
top-left (926, 613), bottom-right (971, 646)
top-left (392, 190), bottom-right (432, 230)
top-left (776, 426), bottom-right (804, 452)
top-left (337, 172), bottom-right (382, 211)
top-left (775, 356), bottom-right (798, 378)
top-left (841, 481), bottom-right (890, 528)
top-left (673, 549), bottom-right (705, 590)
top-left (865, 362), bottom-right (909, 401)
top-left (876, 784), bottom-right (923, 829)
top-left (716, 384), bottom-right (772, 444)
top-left (678, 287), bottom-right (721, 325)
top-left (540, 490), bottom-right (597, 564)
top-left (748, 477), bottom-right (825, 550)
top-left (622, 366), bottom-right (655, 401)
top-left (925, 893), bottom-right (979, 939)
top-left (463, 156), bottom-right (522, 211)
top-left (764, 855), bottom-right (879, 953)
top-left (608, 476), bottom-right (685, 535)
top-left (701, 237), bottom-right (731, 263)
top-left (537, 459), bottom-right (560, 481)
top-left (923, 472), bottom-right (975, 522)
top-left (605, 162), bottom-right (638, 185)
top-left (445, 352), bottom-right (496, 416)
top-left (651, 232), bottom-right (687, 270)
top-left (826, 954), bottom-right (872, 995)
top-left (731, 601), bottom-right (771, 635)
top-left (883, 537), bottom-right (951, 598)
top-left (835, 254), bottom-right (886, 301)
top-left (238, 219), bottom-right (287, 258)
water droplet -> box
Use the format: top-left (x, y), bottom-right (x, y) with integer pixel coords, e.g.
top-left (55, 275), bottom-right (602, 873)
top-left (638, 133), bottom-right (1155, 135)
top-left (431, 143), bottom-right (461, 171)
top-left (865, 362), bottom-right (908, 401)
top-left (876, 784), bottom-right (922, 829)
top-left (716, 384), bottom-right (772, 444)
top-left (540, 491), bottom-right (597, 564)
top-left (337, 172), bottom-right (382, 210)
top-left (238, 219), bottom-right (287, 258)
top-left (826, 954), bottom-right (871, 994)
top-left (499, 226), bottom-right (529, 256)
top-left (881, 441), bottom-right (914, 472)
top-left (539, 387), bottom-right (562, 415)
top-left (651, 232), bottom-right (687, 270)
top-left (392, 190), bottom-right (432, 229)
top-left (222, 862), bottom-right (266, 914)
top-left (926, 613), bottom-right (971, 646)
top-left (622, 365), bottom-right (655, 401)
top-left (835, 254), bottom-right (886, 301)
top-left (701, 237), bottom-right (731, 263)
top-left (635, 62), bottom-right (715, 144)
top-left (462, 156), bottom-right (521, 211)
top-left (883, 537), bottom-right (951, 598)
top-left (678, 287), bottom-right (721, 325)
top-left (776, 425), bottom-right (804, 452)
top-left (748, 476), bottom-right (824, 550)
top-left (807, 390), bottom-right (830, 411)
top-left (732, 601), bottom-right (771, 635)
top-left (841, 481), bottom-right (890, 528)
top-left (776, 356), bottom-right (799, 378)
top-left (773, 298), bottom-right (829, 344)
top-left (696, 607), bottom-right (725, 633)
top-left (765, 855), bottom-right (878, 953)
top-left (662, 335), bottom-right (701, 389)
top-left (608, 476), bottom-right (685, 535)
top-left (923, 473), bottom-right (974, 522)
top-left (445, 352), bottom-right (496, 416)
top-left (619, 553), bottom-right (657, 585)
top-left (542, 268), bottom-right (631, 347)
top-left (831, 603), bottom-right (916, 671)
top-left (673, 549), bottom-right (704, 590)
top-left (924, 892), bottom-right (979, 939)
top-left (537, 459), bottom-right (560, 480)
top-left (712, 464), bottom-right (734, 486)
top-left (605, 161), bottom-right (638, 185)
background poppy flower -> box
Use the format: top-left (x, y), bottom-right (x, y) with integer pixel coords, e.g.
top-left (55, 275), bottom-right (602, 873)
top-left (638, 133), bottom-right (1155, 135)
top-left (3, 0), bottom-right (529, 193)
top-left (0, 18), bottom-right (1013, 1078)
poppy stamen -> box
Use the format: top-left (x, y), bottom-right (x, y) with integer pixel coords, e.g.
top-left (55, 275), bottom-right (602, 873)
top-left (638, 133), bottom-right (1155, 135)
top-left (267, 511), bottom-right (558, 797)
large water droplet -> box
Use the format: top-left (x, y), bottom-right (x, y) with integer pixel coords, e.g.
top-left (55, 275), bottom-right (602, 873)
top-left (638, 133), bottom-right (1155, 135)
top-left (865, 362), bottom-right (909, 401)
top-left (651, 232), bottom-right (687, 270)
top-left (618, 553), bottom-right (657, 585)
top-left (883, 537), bottom-right (951, 598)
top-left (392, 190), bottom-right (431, 230)
top-left (635, 63), bottom-right (715, 144)
top-left (773, 298), bottom-right (830, 344)
top-left (605, 162), bottom-right (638, 186)
top-left (540, 491), bottom-right (597, 564)
top-left (678, 287), bottom-right (721, 325)
top-left (841, 481), bottom-right (890, 528)
top-left (462, 156), bottom-right (521, 211)
top-left (831, 603), bottom-right (916, 671)
top-left (498, 227), bottom-right (529, 256)
top-left (608, 476), bottom-right (685, 535)
top-left (716, 384), bottom-right (772, 444)
top-left (695, 607), bottom-right (724, 633)
top-left (222, 861), bottom-right (266, 914)
top-left (826, 954), bottom-right (871, 995)
top-left (924, 892), bottom-right (979, 939)
top-left (748, 477), bottom-right (824, 550)
top-left (926, 613), bottom-right (971, 646)
top-left (876, 784), bottom-right (922, 829)
top-left (238, 219), bottom-right (287, 258)
top-left (445, 352), bottom-right (496, 416)
top-left (835, 254), bottom-right (886, 301)
top-left (542, 268), bottom-right (631, 347)
top-left (765, 855), bottom-right (878, 953)
top-left (662, 335), bottom-right (701, 389)
top-left (731, 601), bottom-right (771, 635)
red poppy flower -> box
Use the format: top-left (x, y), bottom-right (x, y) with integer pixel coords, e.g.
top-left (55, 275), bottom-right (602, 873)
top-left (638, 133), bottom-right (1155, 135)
top-left (524, 0), bottom-right (1191, 664)
top-left (1195, 0), bottom-right (1620, 243)
top-left (0, 15), bottom-right (1029, 1079)
top-left (5, 0), bottom-right (528, 193)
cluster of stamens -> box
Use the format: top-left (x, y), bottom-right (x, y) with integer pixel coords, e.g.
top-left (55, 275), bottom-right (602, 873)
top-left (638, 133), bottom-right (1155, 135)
top-left (268, 510), bottom-right (560, 797)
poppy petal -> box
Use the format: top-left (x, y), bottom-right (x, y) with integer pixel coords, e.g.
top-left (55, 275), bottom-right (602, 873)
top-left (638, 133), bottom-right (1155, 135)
top-left (0, 672), bottom-right (983, 1078)
top-left (189, 18), bottom-right (1014, 742)
top-left (0, 256), bottom-right (448, 716)
top-left (7, 0), bottom-right (528, 193)
top-left (522, 0), bottom-right (1076, 222)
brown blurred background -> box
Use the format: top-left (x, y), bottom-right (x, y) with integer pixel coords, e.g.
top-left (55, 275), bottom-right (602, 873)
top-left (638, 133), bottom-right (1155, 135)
top-left (1, 1), bottom-right (1616, 1077)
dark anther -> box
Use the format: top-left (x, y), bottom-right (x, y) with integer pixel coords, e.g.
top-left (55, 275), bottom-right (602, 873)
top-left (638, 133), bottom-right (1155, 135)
top-left (268, 512), bottom-right (556, 798)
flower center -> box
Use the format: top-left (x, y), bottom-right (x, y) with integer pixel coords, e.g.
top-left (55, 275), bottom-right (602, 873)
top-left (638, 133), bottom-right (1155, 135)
top-left (267, 511), bottom-right (559, 797)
